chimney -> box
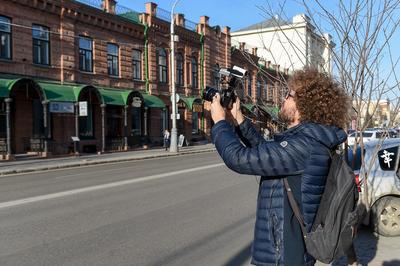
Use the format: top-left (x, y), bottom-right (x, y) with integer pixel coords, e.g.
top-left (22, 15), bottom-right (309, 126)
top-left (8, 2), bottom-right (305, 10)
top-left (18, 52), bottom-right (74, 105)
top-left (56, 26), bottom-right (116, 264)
top-left (223, 26), bottom-right (230, 34)
top-left (252, 47), bottom-right (258, 55)
top-left (102, 0), bottom-right (117, 14)
top-left (145, 2), bottom-right (157, 17)
top-left (266, 61), bottom-right (271, 68)
top-left (200, 16), bottom-right (209, 25)
top-left (174, 13), bottom-right (185, 26)
top-left (239, 42), bottom-right (245, 51)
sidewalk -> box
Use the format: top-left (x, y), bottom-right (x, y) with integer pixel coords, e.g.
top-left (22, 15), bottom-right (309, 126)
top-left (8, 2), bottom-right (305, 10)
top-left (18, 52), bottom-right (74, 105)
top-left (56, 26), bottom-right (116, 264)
top-left (0, 143), bottom-right (216, 176)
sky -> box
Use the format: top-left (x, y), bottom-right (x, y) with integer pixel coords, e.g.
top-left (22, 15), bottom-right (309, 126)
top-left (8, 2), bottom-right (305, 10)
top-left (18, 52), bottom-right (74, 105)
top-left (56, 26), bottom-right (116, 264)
top-left (116, 0), bottom-right (304, 31)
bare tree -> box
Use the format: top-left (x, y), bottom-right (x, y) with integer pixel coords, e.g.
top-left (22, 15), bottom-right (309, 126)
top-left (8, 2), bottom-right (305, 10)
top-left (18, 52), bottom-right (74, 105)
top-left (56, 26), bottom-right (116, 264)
top-left (236, 0), bottom-right (400, 219)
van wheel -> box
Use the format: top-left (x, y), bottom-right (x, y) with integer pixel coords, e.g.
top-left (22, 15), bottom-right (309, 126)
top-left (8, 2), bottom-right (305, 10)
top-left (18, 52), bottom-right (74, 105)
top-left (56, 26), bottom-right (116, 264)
top-left (372, 197), bottom-right (400, 237)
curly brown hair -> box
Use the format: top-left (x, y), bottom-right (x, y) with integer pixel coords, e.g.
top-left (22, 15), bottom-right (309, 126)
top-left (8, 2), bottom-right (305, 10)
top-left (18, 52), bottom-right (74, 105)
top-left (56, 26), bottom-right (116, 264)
top-left (288, 68), bottom-right (350, 128)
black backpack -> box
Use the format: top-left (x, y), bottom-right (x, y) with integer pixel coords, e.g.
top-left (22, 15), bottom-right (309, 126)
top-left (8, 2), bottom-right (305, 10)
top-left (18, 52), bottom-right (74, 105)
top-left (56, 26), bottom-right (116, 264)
top-left (284, 149), bottom-right (361, 264)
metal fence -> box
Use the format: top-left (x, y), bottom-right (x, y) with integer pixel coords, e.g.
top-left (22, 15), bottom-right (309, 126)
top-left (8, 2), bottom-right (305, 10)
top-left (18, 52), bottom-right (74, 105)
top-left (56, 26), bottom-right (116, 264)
top-left (155, 6), bottom-right (171, 22)
top-left (156, 7), bottom-right (197, 32)
top-left (185, 19), bottom-right (197, 32)
top-left (75, 0), bottom-right (103, 10)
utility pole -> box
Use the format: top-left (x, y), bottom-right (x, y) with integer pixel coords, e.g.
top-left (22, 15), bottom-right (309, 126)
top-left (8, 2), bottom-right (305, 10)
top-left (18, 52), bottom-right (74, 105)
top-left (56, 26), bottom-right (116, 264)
top-left (169, 0), bottom-right (180, 153)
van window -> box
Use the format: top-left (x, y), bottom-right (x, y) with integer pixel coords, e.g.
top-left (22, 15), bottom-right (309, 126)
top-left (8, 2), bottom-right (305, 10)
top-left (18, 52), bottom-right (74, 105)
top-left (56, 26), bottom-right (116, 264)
top-left (362, 132), bottom-right (373, 137)
top-left (378, 146), bottom-right (399, 171)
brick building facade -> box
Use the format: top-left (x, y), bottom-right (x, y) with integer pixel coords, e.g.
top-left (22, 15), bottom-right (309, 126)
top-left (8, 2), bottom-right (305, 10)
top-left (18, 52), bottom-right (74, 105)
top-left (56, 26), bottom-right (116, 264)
top-left (0, 0), bottom-right (286, 159)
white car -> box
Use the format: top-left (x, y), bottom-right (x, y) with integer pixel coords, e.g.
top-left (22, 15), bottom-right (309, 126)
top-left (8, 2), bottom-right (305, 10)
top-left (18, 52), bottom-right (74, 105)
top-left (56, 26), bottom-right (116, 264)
top-left (348, 139), bottom-right (400, 236)
top-left (347, 130), bottom-right (391, 146)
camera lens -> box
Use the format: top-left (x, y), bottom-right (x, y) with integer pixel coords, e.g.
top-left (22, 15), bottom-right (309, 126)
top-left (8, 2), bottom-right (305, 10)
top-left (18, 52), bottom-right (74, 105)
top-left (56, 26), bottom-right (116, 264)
top-left (203, 86), bottom-right (218, 102)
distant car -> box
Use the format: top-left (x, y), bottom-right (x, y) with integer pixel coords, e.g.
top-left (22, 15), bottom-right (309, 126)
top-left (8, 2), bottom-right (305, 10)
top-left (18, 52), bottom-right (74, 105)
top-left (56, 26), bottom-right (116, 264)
top-left (347, 139), bottom-right (400, 236)
top-left (347, 130), bottom-right (391, 146)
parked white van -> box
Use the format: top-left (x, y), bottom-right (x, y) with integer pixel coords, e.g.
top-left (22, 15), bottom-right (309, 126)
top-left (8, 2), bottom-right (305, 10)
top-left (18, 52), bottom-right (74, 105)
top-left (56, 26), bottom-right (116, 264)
top-left (347, 130), bottom-right (391, 146)
top-left (348, 139), bottom-right (400, 236)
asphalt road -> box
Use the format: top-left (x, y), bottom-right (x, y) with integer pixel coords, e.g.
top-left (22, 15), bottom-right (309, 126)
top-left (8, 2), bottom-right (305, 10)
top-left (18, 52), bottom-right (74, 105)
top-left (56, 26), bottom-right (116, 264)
top-left (0, 151), bottom-right (398, 266)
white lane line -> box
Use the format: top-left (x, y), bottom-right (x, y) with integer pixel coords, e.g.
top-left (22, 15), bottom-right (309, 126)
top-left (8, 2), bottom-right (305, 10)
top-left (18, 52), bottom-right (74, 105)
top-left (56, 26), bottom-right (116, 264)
top-left (0, 163), bottom-right (225, 210)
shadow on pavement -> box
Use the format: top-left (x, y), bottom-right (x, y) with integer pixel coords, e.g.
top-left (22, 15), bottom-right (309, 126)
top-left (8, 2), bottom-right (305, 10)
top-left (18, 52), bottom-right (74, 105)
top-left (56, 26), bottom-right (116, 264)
top-left (223, 242), bottom-right (252, 266)
top-left (382, 260), bottom-right (400, 266)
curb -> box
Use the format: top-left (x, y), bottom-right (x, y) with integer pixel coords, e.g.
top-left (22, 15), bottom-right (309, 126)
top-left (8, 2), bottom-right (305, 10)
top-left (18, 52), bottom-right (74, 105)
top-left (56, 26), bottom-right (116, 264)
top-left (0, 148), bottom-right (216, 176)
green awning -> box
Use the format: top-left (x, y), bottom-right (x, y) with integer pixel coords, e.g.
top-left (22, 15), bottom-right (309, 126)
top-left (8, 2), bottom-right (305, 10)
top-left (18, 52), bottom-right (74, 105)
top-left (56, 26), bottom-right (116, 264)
top-left (98, 88), bottom-right (126, 106)
top-left (142, 94), bottom-right (166, 108)
top-left (0, 78), bottom-right (17, 98)
top-left (38, 81), bottom-right (87, 102)
top-left (180, 96), bottom-right (202, 110)
top-left (0, 77), bottom-right (33, 98)
top-left (241, 103), bottom-right (255, 113)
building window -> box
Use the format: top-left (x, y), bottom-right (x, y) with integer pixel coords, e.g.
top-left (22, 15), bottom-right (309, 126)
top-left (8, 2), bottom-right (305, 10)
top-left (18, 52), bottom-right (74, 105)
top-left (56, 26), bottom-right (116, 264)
top-left (158, 48), bottom-right (168, 83)
top-left (192, 112), bottom-right (199, 134)
top-left (176, 53), bottom-right (184, 86)
top-left (79, 104), bottom-right (93, 138)
top-left (32, 24), bottom-right (50, 65)
top-left (32, 99), bottom-right (45, 138)
top-left (191, 57), bottom-right (198, 88)
top-left (0, 16), bottom-right (11, 60)
top-left (257, 80), bottom-right (262, 98)
top-left (107, 43), bottom-right (119, 76)
top-left (247, 75), bottom-right (252, 96)
top-left (107, 106), bottom-right (123, 137)
top-left (0, 100), bottom-right (6, 138)
top-left (132, 49), bottom-right (142, 80)
top-left (131, 107), bottom-right (142, 136)
top-left (79, 36), bottom-right (93, 72)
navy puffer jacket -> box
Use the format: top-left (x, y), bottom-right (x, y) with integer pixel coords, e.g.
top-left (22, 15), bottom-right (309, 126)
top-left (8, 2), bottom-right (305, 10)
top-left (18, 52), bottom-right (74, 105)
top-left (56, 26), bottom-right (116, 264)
top-left (211, 119), bottom-right (347, 266)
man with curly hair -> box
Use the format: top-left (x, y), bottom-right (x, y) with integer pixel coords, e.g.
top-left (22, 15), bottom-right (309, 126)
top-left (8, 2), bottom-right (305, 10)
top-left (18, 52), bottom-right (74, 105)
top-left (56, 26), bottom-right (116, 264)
top-left (210, 68), bottom-right (351, 265)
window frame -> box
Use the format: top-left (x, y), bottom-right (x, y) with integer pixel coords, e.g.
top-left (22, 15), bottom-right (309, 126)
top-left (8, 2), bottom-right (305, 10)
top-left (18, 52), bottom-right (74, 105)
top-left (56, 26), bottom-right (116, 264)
top-left (107, 43), bottom-right (119, 76)
top-left (176, 53), bottom-right (184, 86)
top-left (257, 80), bottom-right (262, 98)
top-left (131, 106), bottom-right (142, 136)
top-left (32, 24), bottom-right (50, 65)
top-left (192, 111), bottom-right (199, 134)
top-left (79, 103), bottom-right (94, 139)
top-left (247, 74), bottom-right (252, 96)
top-left (191, 57), bottom-right (198, 88)
top-left (132, 49), bottom-right (142, 80)
top-left (0, 15), bottom-right (12, 60)
top-left (158, 48), bottom-right (168, 83)
top-left (79, 36), bottom-right (93, 72)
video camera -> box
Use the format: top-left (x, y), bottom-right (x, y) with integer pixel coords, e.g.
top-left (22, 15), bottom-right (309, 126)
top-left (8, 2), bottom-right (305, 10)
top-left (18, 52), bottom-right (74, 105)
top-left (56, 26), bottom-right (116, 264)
top-left (202, 65), bottom-right (247, 109)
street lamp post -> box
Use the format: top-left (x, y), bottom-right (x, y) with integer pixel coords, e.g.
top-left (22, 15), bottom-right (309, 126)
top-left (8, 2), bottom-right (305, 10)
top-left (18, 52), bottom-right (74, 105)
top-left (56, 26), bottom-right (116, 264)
top-left (169, 0), bottom-right (180, 153)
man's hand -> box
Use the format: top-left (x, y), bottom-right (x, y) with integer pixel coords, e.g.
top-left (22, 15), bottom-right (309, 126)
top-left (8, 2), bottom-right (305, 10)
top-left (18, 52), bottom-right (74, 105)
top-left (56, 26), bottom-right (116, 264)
top-left (228, 97), bottom-right (245, 125)
top-left (210, 94), bottom-right (225, 124)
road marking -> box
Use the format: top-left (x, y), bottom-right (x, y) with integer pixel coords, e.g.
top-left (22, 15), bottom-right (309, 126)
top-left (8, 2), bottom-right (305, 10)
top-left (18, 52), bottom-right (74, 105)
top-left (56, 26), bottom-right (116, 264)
top-left (0, 163), bottom-right (225, 210)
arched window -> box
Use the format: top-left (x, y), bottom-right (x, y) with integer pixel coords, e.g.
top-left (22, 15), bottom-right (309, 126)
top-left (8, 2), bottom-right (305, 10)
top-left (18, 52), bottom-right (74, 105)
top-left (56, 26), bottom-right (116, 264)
top-left (191, 57), bottom-right (198, 88)
top-left (158, 48), bottom-right (168, 83)
top-left (176, 53), bottom-right (184, 86)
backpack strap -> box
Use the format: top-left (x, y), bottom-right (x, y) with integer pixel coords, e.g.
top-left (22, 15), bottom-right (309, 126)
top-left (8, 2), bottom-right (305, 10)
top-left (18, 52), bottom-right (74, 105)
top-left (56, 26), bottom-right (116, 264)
top-left (283, 178), bottom-right (308, 239)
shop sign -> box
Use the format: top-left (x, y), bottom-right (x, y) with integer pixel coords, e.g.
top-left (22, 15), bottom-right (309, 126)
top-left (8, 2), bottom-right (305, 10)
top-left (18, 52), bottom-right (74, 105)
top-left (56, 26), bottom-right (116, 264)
top-left (79, 101), bottom-right (88, 116)
top-left (49, 102), bottom-right (74, 113)
top-left (131, 97), bottom-right (142, 108)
